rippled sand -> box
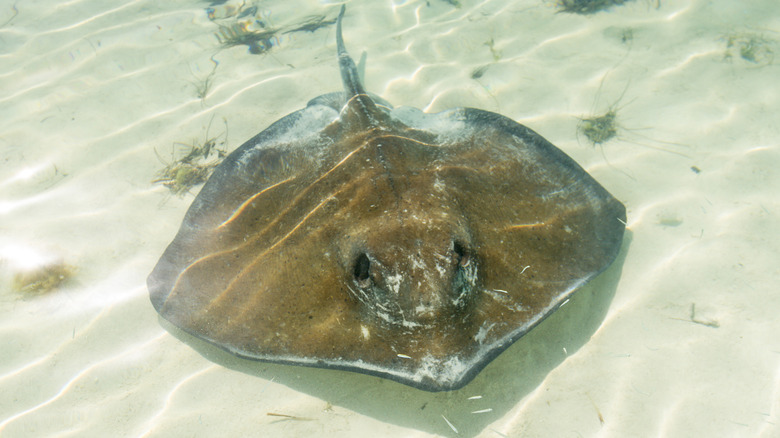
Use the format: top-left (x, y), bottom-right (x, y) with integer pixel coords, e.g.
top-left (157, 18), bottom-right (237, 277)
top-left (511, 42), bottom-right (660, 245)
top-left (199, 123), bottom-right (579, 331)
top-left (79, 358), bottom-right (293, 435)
top-left (1, 0), bottom-right (778, 437)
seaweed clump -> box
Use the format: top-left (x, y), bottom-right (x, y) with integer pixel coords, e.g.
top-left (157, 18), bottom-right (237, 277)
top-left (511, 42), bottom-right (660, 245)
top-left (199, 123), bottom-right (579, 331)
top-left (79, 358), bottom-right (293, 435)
top-left (579, 110), bottom-right (618, 144)
top-left (557, 0), bottom-right (634, 14)
top-left (216, 22), bottom-right (279, 55)
top-left (154, 118), bottom-right (228, 196)
top-left (283, 15), bottom-right (337, 35)
top-left (206, 2), bottom-right (340, 55)
top-left (191, 56), bottom-right (220, 102)
top-left (723, 33), bottom-right (774, 66)
top-left (12, 262), bottom-right (76, 295)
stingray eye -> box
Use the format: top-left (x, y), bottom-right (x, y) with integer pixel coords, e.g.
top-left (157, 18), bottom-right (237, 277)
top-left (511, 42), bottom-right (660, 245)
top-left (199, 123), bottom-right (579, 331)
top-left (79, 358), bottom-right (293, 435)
top-left (453, 241), bottom-right (471, 267)
top-left (353, 253), bottom-right (371, 287)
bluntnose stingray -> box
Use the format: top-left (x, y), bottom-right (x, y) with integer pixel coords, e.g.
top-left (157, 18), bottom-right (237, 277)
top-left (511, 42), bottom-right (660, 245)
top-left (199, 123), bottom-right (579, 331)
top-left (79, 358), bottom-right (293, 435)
top-left (148, 6), bottom-right (626, 391)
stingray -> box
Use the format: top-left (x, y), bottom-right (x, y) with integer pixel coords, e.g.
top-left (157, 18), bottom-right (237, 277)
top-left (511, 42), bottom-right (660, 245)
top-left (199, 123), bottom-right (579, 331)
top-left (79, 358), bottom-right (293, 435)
top-left (148, 6), bottom-right (626, 392)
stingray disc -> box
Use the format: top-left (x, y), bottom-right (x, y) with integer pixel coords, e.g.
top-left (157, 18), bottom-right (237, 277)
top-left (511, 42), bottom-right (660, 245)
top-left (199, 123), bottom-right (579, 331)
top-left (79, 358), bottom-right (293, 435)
top-left (148, 6), bottom-right (626, 391)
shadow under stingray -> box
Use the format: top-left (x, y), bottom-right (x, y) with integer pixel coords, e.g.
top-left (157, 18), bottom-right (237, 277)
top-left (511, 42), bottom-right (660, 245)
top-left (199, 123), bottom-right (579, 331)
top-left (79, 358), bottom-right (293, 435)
top-left (160, 231), bottom-right (632, 437)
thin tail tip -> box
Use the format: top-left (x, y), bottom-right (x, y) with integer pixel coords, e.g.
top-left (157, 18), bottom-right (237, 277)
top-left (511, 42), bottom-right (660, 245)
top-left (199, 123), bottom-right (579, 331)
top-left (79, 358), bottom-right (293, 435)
top-left (337, 5), bottom-right (347, 55)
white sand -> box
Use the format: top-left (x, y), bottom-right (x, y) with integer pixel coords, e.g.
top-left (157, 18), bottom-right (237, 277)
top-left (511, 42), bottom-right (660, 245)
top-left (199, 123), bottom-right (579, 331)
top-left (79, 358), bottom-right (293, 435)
top-left (1, 0), bottom-right (778, 437)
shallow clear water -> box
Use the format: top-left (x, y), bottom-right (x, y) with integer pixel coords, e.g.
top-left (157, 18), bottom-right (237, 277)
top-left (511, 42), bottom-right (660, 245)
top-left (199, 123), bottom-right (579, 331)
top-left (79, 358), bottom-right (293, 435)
top-left (1, 0), bottom-right (778, 437)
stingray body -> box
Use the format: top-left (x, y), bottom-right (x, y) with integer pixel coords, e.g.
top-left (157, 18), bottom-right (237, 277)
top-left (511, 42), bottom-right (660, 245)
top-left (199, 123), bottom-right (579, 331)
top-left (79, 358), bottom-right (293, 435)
top-left (148, 6), bottom-right (626, 391)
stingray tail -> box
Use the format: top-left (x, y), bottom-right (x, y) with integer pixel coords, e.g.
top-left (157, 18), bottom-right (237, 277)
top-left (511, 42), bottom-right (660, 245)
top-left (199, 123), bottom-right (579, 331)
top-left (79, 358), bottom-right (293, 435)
top-left (337, 5), bottom-right (368, 99)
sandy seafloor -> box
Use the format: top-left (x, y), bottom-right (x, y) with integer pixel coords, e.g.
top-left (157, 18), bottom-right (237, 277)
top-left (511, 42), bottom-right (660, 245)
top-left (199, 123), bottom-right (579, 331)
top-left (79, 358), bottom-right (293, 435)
top-left (1, 0), bottom-right (779, 436)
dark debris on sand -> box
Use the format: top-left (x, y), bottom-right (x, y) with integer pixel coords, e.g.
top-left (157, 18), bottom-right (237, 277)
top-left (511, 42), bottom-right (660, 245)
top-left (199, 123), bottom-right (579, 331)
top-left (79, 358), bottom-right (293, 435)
top-left (557, 0), bottom-right (634, 14)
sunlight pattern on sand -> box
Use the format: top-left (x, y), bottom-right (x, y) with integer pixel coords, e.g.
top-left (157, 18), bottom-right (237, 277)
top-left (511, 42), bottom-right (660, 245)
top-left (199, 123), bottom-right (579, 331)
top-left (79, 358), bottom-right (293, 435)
top-left (1, 0), bottom-right (779, 436)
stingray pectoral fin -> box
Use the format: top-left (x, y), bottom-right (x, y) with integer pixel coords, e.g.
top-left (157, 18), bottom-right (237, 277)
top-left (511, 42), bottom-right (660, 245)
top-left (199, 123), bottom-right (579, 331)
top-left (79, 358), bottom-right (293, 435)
top-left (407, 107), bottom-right (626, 350)
top-left (148, 103), bottom-right (341, 313)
